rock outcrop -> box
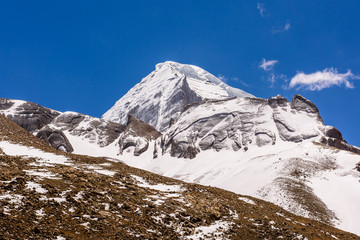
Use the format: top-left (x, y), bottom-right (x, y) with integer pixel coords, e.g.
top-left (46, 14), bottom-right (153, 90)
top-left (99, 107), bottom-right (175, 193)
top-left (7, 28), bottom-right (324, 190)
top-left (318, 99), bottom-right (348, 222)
top-left (160, 94), bottom-right (358, 158)
top-left (50, 111), bottom-right (126, 148)
top-left (36, 126), bottom-right (74, 152)
top-left (0, 98), bottom-right (60, 132)
top-left (119, 115), bottom-right (161, 156)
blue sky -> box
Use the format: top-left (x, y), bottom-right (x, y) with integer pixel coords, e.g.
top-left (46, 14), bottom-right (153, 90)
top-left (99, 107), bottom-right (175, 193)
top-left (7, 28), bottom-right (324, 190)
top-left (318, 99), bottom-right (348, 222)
top-left (1, 1), bottom-right (359, 146)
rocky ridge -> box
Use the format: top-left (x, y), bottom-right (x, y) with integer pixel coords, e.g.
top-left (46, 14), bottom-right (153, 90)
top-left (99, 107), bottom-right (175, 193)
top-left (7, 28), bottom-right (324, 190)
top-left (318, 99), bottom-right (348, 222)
top-left (160, 94), bottom-right (359, 159)
top-left (0, 98), bottom-right (60, 133)
top-left (0, 98), bottom-right (160, 157)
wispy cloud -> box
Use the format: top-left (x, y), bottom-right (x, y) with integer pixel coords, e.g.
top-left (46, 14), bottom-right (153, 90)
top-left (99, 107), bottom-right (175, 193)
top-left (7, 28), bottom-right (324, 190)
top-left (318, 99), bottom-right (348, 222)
top-left (218, 75), bottom-right (251, 87)
top-left (272, 22), bottom-right (291, 34)
top-left (259, 58), bottom-right (279, 87)
top-left (217, 74), bottom-right (228, 82)
top-left (289, 68), bottom-right (359, 91)
top-left (257, 3), bottom-right (266, 17)
top-left (232, 77), bottom-right (251, 87)
top-left (268, 73), bottom-right (276, 85)
top-left (259, 58), bottom-right (278, 71)
top-left (284, 22), bottom-right (291, 31)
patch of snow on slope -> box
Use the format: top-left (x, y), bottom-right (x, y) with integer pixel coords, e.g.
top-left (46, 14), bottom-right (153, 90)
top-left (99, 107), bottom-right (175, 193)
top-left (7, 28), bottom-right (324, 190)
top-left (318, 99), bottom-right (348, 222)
top-left (238, 197), bottom-right (257, 205)
top-left (93, 169), bottom-right (117, 177)
top-left (62, 130), bottom-right (120, 157)
top-left (0, 194), bottom-right (24, 204)
top-left (26, 181), bottom-right (48, 194)
top-left (126, 141), bottom-right (297, 197)
top-left (24, 169), bottom-right (61, 179)
top-left (185, 220), bottom-right (233, 240)
top-left (118, 140), bottom-right (360, 236)
top-left (309, 150), bottom-right (360, 235)
top-left (131, 175), bottom-right (184, 192)
top-left (0, 141), bottom-right (71, 166)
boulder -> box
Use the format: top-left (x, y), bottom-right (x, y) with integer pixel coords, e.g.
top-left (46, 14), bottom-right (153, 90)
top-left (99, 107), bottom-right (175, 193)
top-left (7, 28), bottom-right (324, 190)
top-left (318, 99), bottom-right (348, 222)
top-left (118, 115), bottom-right (161, 156)
top-left (255, 129), bottom-right (276, 147)
top-left (36, 127), bottom-right (74, 152)
top-left (325, 126), bottom-right (343, 140)
top-left (170, 141), bottom-right (199, 159)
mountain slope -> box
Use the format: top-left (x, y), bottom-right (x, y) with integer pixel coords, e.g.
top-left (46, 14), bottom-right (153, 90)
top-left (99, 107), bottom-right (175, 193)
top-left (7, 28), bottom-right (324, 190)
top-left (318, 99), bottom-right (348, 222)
top-left (2, 113), bottom-right (359, 239)
top-left (2, 62), bottom-right (360, 236)
top-left (102, 61), bottom-right (253, 132)
top-left (111, 94), bottom-right (360, 235)
top-left (0, 98), bottom-right (161, 158)
top-left (3, 85), bottom-right (360, 235)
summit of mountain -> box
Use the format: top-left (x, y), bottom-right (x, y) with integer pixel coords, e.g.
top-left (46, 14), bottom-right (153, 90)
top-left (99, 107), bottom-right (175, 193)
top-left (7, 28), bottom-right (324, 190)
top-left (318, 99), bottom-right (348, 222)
top-left (102, 61), bottom-right (253, 132)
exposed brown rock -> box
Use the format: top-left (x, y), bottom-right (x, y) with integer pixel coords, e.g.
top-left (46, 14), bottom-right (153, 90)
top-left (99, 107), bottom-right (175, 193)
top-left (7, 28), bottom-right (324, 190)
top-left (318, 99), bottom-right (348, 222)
top-left (325, 126), bottom-right (343, 140)
top-left (327, 138), bottom-right (360, 154)
top-left (126, 114), bottom-right (161, 140)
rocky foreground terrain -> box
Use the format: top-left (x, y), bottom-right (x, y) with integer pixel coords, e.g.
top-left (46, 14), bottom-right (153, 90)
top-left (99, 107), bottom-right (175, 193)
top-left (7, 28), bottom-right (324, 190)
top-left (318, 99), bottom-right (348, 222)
top-left (1, 113), bottom-right (360, 239)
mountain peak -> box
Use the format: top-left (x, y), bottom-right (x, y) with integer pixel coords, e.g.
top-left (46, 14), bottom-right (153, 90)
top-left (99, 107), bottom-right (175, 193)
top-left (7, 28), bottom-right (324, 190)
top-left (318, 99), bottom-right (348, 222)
top-left (103, 61), bottom-right (253, 131)
top-left (155, 60), bottom-right (180, 70)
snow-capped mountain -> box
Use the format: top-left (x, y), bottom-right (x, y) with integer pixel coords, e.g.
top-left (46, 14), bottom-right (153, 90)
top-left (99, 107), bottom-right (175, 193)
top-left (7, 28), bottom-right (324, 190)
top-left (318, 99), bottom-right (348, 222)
top-left (2, 62), bottom-right (360, 236)
top-left (102, 61), bottom-right (253, 132)
top-left (2, 113), bottom-right (358, 239)
top-left (99, 63), bottom-right (360, 236)
top-left (127, 94), bottom-right (360, 235)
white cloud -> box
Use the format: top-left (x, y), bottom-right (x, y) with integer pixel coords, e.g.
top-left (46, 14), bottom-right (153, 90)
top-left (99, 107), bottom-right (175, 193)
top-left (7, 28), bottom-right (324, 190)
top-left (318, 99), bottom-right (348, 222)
top-left (289, 68), bottom-right (359, 91)
top-left (257, 3), bottom-right (266, 17)
top-left (259, 58), bottom-right (278, 71)
top-left (272, 22), bottom-right (291, 34)
top-left (259, 58), bottom-right (282, 87)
